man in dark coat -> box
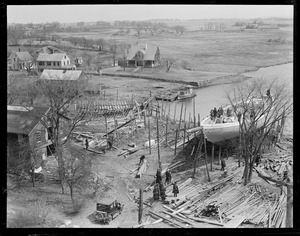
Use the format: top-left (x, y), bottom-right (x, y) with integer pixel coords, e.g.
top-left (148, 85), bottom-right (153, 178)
top-left (172, 182), bottom-right (179, 197)
top-left (210, 109), bottom-right (214, 120)
top-left (85, 139), bottom-right (89, 149)
top-left (213, 108), bottom-right (218, 120)
top-left (159, 182), bottom-right (166, 201)
top-left (156, 169), bottom-right (162, 184)
top-left (153, 183), bottom-right (160, 201)
top-left (165, 169), bottom-right (172, 185)
top-left (221, 158), bottom-right (226, 171)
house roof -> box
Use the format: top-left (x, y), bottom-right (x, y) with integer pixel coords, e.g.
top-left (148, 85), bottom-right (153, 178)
top-left (13, 51), bottom-right (33, 62)
top-left (36, 46), bottom-right (65, 54)
top-left (40, 69), bottom-right (85, 81)
top-left (7, 106), bottom-right (49, 135)
top-left (37, 53), bottom-right (68, 62)
top-left (126, 44), bottom-right (158, 61)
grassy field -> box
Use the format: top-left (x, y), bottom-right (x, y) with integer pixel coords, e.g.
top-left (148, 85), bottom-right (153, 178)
top-left (53, 18), bottom-right (292, 82)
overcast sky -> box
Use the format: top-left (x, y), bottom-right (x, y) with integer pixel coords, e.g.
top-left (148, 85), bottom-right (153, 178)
top-left (7, 5), bottom-right (293, 24)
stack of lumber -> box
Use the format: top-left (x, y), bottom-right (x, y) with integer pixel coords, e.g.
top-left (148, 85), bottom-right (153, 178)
top-left (147, 167), bottom-right (287, 228)
top-left (259, 154), bottom-right (293, 177)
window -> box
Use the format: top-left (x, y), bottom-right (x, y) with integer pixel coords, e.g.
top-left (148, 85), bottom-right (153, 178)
top-left (39, 62), bottom-right (44, 66)
top-left (36, 131), bottom-right (42, 144)
top-left (57, 62), bottom-right (60, 66)
top-left (47, 62), bottom-right (51, 66)
top-left (53, 62), bottom-right (56, 66)
top-left (64, 61), bottom-right (65, 66)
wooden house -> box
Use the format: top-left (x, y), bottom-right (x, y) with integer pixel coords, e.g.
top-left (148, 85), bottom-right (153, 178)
top-left (8, 50), bottom-right (34, 71)
top-left (125, 44), bottom-right (160, 68)
top-left (7, 105), bottom-right (51, 170)
top-left (36, 53), bottom-right (76, 72)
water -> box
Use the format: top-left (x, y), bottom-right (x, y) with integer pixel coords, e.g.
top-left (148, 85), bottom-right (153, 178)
top-left (162, 62), bottom-right (293, 135)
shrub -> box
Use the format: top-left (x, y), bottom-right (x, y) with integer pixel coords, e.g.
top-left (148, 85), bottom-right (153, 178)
top-left (8, 198), bottom-right (57, 228)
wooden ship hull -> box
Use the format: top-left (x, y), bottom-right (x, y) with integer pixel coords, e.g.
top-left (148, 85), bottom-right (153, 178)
top-left (177, 93), bottom-right (196, 100)
top-left (201, 98), bottom-right (272, 143)
top-left (155, 94), bottom-right (178, 102)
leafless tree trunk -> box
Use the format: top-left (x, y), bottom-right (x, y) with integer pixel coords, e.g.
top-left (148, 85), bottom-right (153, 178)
top-left (227, 78), bottom-right (293, 185)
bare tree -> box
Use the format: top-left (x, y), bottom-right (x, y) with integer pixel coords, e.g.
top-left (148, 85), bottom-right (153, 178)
top-left (108, 39), bottom-right (118, 67)
top-left (161, 57), bottom-right (177, 72)
top-left (119, 43), bottom-right (130, 71)
top-left (226, 79), bottom-right (293, 185)
top-left (64, 144), bottom-right (91, 210)
top-left (24, 74), bottom-right (88, 194)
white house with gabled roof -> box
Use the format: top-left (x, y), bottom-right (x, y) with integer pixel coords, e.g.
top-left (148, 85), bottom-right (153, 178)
top-left (36, 53), bottom-right (76, 72)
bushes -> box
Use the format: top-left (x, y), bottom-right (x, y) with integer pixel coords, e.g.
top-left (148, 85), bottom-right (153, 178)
top-left (8, 198), bottom-right (57, 228)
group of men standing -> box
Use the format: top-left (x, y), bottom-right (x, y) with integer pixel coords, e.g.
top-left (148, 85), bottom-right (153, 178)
top-left (153, 168), bottom-right (179, 201)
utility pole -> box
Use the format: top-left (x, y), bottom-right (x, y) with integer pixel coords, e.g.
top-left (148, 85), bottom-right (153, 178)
top-left (138, 188), bottom-right (143, 224)
top-left (156, 108), bottom-right (162, 171)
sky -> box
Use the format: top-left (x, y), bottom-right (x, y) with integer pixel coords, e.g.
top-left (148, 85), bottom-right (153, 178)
top-left (7, 5), bottom-right (293, 24)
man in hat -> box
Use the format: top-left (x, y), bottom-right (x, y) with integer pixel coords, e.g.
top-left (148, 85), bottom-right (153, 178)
top-left (156, 169), bottom-right (162, 184)
top-left (172, 182), bottom-right (179, 197)
top-left (85, 138), bottom-right (89, 149)
top-left (165, 169), bottom-right (172, 185)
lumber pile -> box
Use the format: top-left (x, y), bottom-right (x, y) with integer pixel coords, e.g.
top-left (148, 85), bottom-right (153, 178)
top-left (258, 154), bottom-right (292, 177)
top-left (147, 167), bottom-right (287, 228)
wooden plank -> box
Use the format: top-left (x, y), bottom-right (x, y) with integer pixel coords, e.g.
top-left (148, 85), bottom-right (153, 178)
top-left (223, 215), bottom-right (246, 228)
top-left (148, 210), bottom-right (186, 228)
top-left (187, 216), bottom-right (224, 226)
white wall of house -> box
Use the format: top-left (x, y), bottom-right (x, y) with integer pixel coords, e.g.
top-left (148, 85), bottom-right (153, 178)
top-left (37, 55), bottom-right (71, 72)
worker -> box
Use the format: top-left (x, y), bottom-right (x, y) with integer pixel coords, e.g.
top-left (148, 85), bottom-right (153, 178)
top-left (172, 182), bottom-right (179, 197)
top-left (155, 169), bottom-right (162, 184)
top-left (213, 108), bottom-right (218, 120)
top-left (210, 109), bottom-right (214, 120)
top-left (139, 155), bottom-right (146, 166)
top-left (153, 183), bottom-right (160, 201)
top-left (85, 139), bottom-right (89, 149)
top-left (107, 135), bottom-right (114, 150)
top-left (159, 182), bottom-right (166, 201)
top-left (219, 107), bottom-right (224, 116)
top-left (221, 158), bottom-right (226, 171)
top-left (165, 169), bottom-right (172, 185)
top-left (227, 108), bottom-right (232, 117)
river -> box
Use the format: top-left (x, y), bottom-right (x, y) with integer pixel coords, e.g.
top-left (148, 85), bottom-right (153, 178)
top-left (163, 62), bottom-right (293, 135)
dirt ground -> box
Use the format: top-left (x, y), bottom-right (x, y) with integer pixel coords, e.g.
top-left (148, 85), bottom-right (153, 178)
top-left (7, 102), bottom-right (293, 228)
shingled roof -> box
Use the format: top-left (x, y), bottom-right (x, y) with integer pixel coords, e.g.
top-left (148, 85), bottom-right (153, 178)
top-left (40, 69), bottom-right (86, 81)
top-left (14, 51), bottom-right (33, 62)
top-left (126, 44), bottom-right (158, 61)
top-left (36, 46), bottom-right (65, 54)
top-left (7, 106), bottom-right (49, 135)
top-left (37, 53), bottom-right (68, 62)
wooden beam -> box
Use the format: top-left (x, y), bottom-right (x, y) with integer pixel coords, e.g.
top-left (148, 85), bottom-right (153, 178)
top-left (148, 210), bottom-right (186, 228)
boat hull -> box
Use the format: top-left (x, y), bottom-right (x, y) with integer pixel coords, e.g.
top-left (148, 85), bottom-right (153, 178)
top-left (201, 115), bottom-right (266, 143)
top-left (177, 93), bottom-right (196, 100)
